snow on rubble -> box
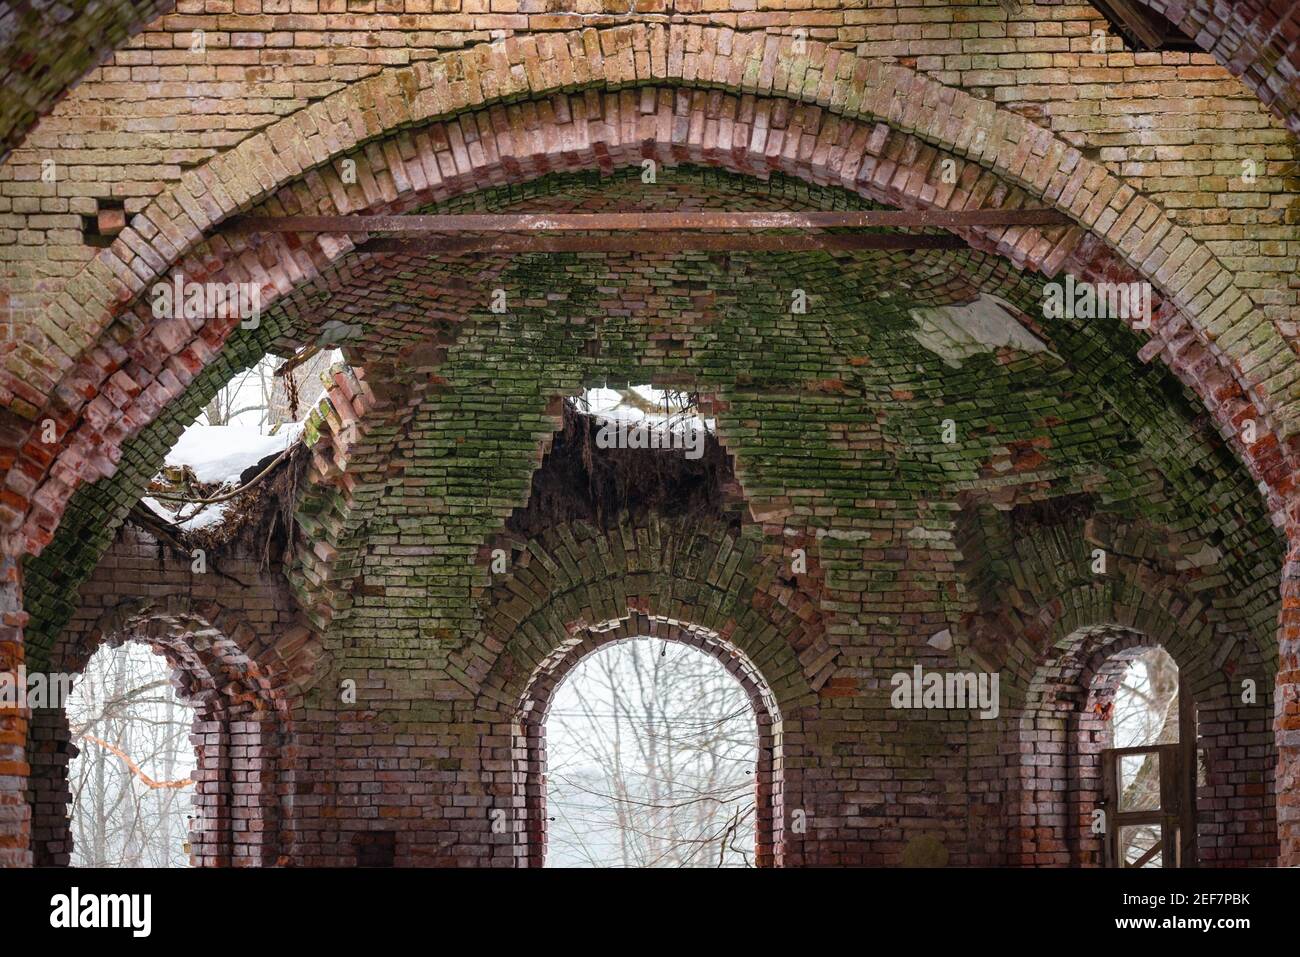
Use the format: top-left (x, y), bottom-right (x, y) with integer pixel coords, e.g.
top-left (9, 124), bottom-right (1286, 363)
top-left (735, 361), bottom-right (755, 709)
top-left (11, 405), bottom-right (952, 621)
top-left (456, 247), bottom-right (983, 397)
top-left (142, 422), bottom-right (307, 533)
top-left (137, 351), bottom-right (341, 536)
top-left (165, 422), bottom-right (305, 485)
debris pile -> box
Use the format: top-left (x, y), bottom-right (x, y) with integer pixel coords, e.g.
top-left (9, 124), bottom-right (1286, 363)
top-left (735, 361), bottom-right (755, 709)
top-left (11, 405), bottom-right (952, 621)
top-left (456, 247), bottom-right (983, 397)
top-left (137, 423), bottom-right (307, 552)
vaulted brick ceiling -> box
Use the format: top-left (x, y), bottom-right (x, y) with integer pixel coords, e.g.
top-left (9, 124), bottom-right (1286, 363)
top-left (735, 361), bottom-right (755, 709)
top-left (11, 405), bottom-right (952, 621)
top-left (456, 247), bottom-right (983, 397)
top-left (20, 167), bottom-right (1281, 670)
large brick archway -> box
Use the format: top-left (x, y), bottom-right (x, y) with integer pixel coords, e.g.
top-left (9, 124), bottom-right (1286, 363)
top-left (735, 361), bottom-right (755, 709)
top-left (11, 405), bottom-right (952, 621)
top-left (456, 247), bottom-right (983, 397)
top-left (1, 4), bottom-right (1294, 172)
top-left (0, 19), bottom-right (1297, 869)
top-left (6, 26), bottom-right (1295, 555)
top-left (949, 493), bottom-right (1281, 866)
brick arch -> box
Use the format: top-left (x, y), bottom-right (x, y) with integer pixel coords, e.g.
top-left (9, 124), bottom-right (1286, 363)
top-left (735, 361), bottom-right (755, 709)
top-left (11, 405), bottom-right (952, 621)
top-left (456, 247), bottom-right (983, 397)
top-left (986, 580), bottom-right (1205, 699)
top-left (467, 518), bottom-right (829, 701)
top-left (968, 509), bottom-right (1278, 865)
top-left (4, 84), bottom-right (1080, 556)
top-left (499, 612), bottom-right (784, 867)
top-left (1013, 624), bottom-right (1171, 867)
top-left (8, 24), bottom-right (1297, 563)
top-left (1139, 1), bottom-right (1300, 137)
top-left (28, 596), bottom-right (290, 867)
top-left (66, 596), bottom-right (308, 710)
top-left (3, 5), bottom-right (1294, 189)
top-left (953, 509), bottom-right (1275, 695)
top-left (1008, 592), bottom-right (1276, 867)
top-left (465, 517), bottom-right (824, 867)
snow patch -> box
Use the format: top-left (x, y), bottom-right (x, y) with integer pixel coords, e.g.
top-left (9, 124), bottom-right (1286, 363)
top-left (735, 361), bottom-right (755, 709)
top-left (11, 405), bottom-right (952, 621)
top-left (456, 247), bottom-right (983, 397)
top-left (909, 294), bottom-right (1049, 368)
top-left (140, 497), bottom-right (170, 522)
top-left (579, 385), bottom-right (713, 434)
top-left (141, 496), bottom-right (229, 532)
top-left (165, 422), bottom-right (303, 485)
top-left (178, 502), bottom-right (230, 532)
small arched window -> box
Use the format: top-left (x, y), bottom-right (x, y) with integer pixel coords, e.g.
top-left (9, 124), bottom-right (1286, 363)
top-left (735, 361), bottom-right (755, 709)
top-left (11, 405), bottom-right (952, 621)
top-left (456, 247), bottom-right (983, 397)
top-left (1100, 647), bottom-right (1198, 868)
top-left (544, 638), bottom-right (758, 867)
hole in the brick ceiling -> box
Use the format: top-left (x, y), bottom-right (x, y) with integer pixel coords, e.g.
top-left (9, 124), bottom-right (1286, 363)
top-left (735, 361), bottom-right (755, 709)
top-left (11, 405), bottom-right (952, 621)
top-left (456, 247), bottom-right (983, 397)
top-left (1009, 493), bottom-right (1096, 532)
top-left (507, 385), bottom-right (744, 538)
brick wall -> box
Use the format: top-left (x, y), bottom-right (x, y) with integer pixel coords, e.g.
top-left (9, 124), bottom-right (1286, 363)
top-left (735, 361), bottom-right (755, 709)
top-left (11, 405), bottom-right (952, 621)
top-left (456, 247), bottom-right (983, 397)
top-left (0, 2), bottom-right (1296, 866)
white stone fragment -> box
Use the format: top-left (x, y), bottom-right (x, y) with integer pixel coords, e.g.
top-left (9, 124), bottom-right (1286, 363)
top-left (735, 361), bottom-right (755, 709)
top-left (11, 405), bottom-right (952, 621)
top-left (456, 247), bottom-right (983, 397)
top-left (908, 294), bottom-right (1050, 368)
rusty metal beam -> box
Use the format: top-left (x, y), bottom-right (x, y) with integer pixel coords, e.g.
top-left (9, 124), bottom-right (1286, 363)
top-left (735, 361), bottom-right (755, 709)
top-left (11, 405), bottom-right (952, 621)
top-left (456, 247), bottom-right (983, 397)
top-left (228, 208), bottom-right (1071, 234)
top-left (357, 233), bottom-right (970, 254)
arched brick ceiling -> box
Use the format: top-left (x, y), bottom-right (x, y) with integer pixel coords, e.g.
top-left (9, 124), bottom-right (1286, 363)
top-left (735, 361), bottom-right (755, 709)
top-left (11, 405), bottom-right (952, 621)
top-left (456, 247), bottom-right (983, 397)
top-left (21, 166), bottom-right (1280, 670)
top-left (0, 0), bottom-right (175, 164)
top-left (11, 24), bottom-right (1295, 572)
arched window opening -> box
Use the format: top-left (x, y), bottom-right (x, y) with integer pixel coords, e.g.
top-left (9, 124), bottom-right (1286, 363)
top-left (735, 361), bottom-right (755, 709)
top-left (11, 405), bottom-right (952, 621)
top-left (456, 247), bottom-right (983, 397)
top-left (1101, 647), bottom-right (1198, 869)
top-left (66, 642), bottom-right (197, 867)
top-left (544, 638), bottom-right (758, 867)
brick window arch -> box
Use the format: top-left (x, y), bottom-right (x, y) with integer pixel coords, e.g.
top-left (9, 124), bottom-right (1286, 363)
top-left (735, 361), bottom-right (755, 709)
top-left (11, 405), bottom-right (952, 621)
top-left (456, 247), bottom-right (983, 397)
top-left (27, 602), bottom-right (285, 867)
top-left (1079, 639), bottom-right (1195, 867)
top-left (1014, 621), bottom-right (1273, 868)
top-left (510, 613), bottom-right (783, 868)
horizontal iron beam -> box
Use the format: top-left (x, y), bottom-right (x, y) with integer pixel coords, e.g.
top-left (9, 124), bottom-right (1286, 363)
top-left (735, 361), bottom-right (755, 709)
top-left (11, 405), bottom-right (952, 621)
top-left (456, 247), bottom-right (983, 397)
top-left (228, 208), bottom-right (1071, 234)
top-left (357, 233), bottom-right (970, 254)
